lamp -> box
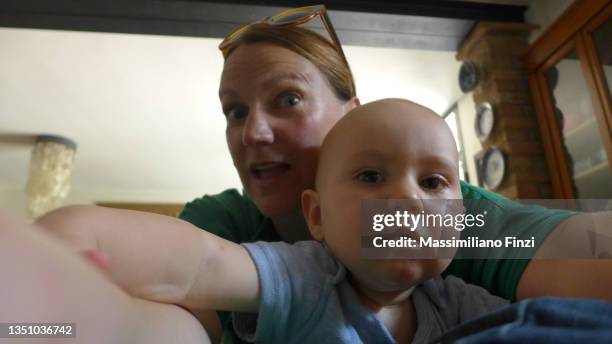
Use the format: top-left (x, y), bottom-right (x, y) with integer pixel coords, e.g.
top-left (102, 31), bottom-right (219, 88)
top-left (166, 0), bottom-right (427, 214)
top-left (26, 135), bottom-right (77, 218)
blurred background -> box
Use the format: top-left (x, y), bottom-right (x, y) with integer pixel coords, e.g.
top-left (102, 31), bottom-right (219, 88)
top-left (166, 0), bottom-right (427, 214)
top-left (1, 0), bottom-right (610, 218)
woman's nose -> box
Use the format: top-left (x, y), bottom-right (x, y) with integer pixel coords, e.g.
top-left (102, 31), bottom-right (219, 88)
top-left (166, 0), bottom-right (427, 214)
top-left (242, 108), bottom-right (274, 146)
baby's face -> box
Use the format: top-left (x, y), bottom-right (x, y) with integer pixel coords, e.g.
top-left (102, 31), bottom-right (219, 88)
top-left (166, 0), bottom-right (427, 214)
top-left (304, 99), bottom-right (462, 294)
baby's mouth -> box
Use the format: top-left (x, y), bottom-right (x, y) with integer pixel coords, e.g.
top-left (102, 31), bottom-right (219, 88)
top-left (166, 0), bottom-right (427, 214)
top-left (250, 162), bottom-right (290, 179)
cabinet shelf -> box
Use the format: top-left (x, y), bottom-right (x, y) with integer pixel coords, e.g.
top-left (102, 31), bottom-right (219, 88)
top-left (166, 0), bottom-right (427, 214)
top-left (574, 161), bottom-right (612, 198)
top-left (563, 117), bottom-right (605, 160)
top-left (574, 161), bottom-right (609, 180)
top-left (565, 117), bottom-right (596, 139)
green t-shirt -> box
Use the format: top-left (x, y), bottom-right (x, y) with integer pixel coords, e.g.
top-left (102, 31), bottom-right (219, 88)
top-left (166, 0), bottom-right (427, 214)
top-left (179, 181), bottom-right (576, 344)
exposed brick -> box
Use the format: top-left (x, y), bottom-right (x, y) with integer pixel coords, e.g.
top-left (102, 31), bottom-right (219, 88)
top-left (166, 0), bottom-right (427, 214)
top-left (488, 56), bottom-right (518, 69)
top-left (485, 130), bottom-right (502, 143)
top-left (473, 89), bottom-right (485, 103)
top-left (522, 106), bottom-right (536, 117)
top-left (508, 141), bottom-right (545, 154)
top-left (498, 183), bottom-right (518, 199)
top-left (460, 23), bottom-right (553, 199)
top-left (496, 80), bottom-right (516, 92)
top-left (516, 80), bottom-right (531, 92)
top-left (484, 35), bottom-right (529, 57)
top-left (497, 103), bottom-right (524, 117)
top-left (499, 92), bottom-right (531, 104)
top-left (501, 117), bottom-right (539, 131)
top-left (482, 90), bottom-right (501, 104)
top-left (526, 128), bottom-right (542, 140)
top-left (515, 170), bottom-right (552, 183)
top-left (504, 129), bottom-right (537, 142)
top-left (476, 46), bottom-right (490, 60)
top-left (490, 69), bottom-right (528, 81)
top-left (516, 183), bottom-right (541, 198)
top-left (508, 155), bottom-right (533, 168)
top-left (508, 154), bottom-right (548, 174)
top-left (468, 43), bottom-right (489, 63)
top-left (539, 184), bottom-right (553, 197)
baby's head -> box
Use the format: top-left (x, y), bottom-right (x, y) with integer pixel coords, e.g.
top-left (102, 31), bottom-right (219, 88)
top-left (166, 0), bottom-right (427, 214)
top-left (302, 98), bottom-right (462, 297)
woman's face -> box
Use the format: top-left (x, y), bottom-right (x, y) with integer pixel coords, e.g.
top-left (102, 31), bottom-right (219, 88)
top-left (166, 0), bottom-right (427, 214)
top-left (219, 42), bottom-right (355, 217)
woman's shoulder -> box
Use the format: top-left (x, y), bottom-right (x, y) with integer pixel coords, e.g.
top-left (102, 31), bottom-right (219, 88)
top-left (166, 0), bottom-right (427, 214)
top-left (461, 181), bottom-right (510, 204)
top-left (181, 188), bottom-right (255, 219)
top-left (179, 188), bottom-right (275, 242)
top-left (183, 188), bottom-right (250, 208)
top-left (460, 181), bottom-right (577, 218)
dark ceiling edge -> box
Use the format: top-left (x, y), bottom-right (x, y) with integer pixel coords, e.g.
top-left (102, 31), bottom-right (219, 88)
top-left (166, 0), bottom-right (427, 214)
top-left (0, 0), bottom-right (526, 51)
top-left (181, 0), bottom-right (527, 22)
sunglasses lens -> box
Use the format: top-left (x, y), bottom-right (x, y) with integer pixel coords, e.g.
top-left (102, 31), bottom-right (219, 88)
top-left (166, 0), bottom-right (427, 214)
top-left (269, 9), bottom-right (315, 25)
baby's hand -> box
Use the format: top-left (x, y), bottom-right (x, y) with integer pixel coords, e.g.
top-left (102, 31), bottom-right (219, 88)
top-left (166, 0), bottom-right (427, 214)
top-left (81, 249), bottom-right (111, 273)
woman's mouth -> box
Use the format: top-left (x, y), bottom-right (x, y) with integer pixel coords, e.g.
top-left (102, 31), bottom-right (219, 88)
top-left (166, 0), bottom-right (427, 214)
top-left (250, 162), bottom-right (291, 180)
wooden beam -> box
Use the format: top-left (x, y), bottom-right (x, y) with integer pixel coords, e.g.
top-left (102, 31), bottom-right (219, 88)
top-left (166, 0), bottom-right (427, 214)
top-left (0, 0), bottom-right (526, 51)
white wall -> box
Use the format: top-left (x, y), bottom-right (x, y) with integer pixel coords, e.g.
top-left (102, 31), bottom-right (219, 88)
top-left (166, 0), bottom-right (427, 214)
top-left (525, 0), bottom-right (574, 43)
top-left (455, 92), bottom-right (481, 185)
top-left (0, 28), bottom-right (462, 218)
top-left (0, 187), bottom-right (28, 218)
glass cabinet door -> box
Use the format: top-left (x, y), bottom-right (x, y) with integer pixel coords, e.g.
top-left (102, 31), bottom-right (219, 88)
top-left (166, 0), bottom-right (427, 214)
top-left (545, 49), bottom-right (612, 198)
top-left (592, 15), bottom-right (612, 102)
top-left (527, 1), bottom-right (612, 199)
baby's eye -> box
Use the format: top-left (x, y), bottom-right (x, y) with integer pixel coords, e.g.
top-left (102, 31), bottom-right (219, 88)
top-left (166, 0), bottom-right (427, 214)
top-left (278, 93), bottom-right (301, 108)
top-left (223, 106), bottom-right (248, 121)
top-left (356, 170), bottom-right (384, 184)
top-left (420, 176), bottom-right (448, 191)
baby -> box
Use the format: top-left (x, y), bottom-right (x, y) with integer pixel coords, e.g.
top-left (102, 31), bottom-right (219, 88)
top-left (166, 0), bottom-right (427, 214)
top-left (227, 98), bottom-right (508, 343)
top-left (1, 98), bottom-right (507, 344)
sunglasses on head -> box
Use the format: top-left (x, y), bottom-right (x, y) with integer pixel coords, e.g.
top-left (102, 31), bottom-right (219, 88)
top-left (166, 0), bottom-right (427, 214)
top-left (218, 4), bottom-right (350, 71)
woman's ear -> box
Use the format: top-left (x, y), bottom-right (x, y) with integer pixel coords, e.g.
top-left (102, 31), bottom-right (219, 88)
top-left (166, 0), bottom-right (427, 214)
top-left (301, 189), bottom-right (324, 241)
top-left (344, 96), bottom-right (360, 113)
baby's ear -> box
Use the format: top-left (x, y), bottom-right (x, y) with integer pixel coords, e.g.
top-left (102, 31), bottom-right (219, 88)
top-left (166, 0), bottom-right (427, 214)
top-left (301, 189), bottom-right (324, 241)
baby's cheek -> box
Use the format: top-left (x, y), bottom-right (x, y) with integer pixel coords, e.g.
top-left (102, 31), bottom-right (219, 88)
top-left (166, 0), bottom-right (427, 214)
top-left (371, 260), bottom-right (428, 289)
top-left (392, 259), bottom-right (446, 287)
top-left (423, 259), bottom-right (451, 278)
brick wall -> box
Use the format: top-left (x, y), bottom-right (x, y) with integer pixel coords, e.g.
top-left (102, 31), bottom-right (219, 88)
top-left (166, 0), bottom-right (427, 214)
top-left (457, 22), bottom-right (553, 198)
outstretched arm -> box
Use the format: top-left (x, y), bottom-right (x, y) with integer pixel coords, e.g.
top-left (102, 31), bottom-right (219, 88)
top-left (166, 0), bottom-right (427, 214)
top-left (1, 213), bottom-right (211, 344)
top-left (517, 211), bottom-right (612, 300)
top-left (36, 205), bottom-right (260, 312)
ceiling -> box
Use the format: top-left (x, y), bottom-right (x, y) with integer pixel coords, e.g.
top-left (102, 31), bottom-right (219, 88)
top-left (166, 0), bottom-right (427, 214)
top-left (0, 0), bottom-right (528, 51)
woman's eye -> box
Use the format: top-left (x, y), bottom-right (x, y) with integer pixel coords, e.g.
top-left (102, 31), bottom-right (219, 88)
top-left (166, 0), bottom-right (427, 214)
top-left (278, 93), bottom-right (301, 108)
top-left (356, 170), bottom-right (384, 184)
top-left (223, 106), bottom-right (248, 121)
top-left (420, 176), bottom-right (447, 190)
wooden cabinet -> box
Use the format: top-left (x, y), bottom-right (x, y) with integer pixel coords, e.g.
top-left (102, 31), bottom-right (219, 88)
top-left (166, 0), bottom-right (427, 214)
top-left (526, 0), bottom-right (612, 198)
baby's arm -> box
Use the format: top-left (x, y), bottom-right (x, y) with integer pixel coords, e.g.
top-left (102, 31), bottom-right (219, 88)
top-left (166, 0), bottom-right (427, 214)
top-left (37, 205), bottom-right (260, 313)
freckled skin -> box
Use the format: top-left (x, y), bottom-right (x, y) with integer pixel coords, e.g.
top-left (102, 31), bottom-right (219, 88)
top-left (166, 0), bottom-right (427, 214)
top-left (220, 43), bottom-right (354, 218)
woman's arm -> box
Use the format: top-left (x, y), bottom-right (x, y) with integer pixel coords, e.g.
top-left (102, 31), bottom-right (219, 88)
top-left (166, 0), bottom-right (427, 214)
top-left (1, 213), bottom-right (211, 344)
top-left (517, 211), bottom-right (612, 300)
top-left (36, 205), bottom-right (260, 311)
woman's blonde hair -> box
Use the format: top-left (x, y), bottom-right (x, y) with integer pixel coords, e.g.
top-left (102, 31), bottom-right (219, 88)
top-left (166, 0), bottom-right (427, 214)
top-left (223, 24), bottom-right (356, 101)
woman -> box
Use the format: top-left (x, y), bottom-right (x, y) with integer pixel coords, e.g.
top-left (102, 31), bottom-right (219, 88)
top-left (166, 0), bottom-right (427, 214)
top-left (32, 5), bottom-right (612, 344)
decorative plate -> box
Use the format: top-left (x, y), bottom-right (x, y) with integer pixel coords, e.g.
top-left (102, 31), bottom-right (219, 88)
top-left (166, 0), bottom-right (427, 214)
top-left (459, 60), bottom-right (479, 93)
top-left (475, 102), bottom-right (495, 142)
top-left (481, 147), bottom-right (506, 190)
